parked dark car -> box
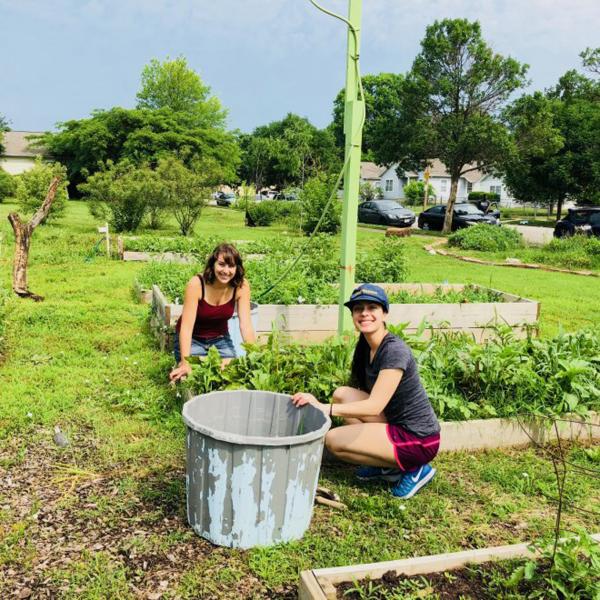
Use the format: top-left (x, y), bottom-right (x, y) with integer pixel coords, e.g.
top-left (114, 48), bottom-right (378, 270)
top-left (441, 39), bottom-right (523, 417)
top-left (216, 192), bottom-right (236, 207)
top-left (553, 207), bottom-right (600, 238)
top-left (358, 200), bottom-right (416, 227)
top-left (418, 203), bottom-right (500, 231)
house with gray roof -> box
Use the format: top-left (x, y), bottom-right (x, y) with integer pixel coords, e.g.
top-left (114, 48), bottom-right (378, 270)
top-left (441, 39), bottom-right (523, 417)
top-left (1, 131), bottom-right (45, 175)
top-left (375, 159), bottom-right (518, 207)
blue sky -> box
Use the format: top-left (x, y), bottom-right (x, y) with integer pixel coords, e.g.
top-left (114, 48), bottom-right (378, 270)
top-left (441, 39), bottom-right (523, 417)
top-left (1, 0), bottom-right (598, 134)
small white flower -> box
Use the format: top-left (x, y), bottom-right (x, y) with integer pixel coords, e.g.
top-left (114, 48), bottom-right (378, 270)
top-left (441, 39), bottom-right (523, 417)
top-left (297, 295), bottom-right (305, 304)
top-left (176, 392), bottom-right (181, 398)
top-left (399, 504), bottom-right (406, 511)
top-left (26, 412), bottom-right (33, 418)
top-left (522, 472), bottom-right (529, 478)
top-left (124, 357), bottom-right (129, 361)
top-left (133, 361), bottom-right (138, 366)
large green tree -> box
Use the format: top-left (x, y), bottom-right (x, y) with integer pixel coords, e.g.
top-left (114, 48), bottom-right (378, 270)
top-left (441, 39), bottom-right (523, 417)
top-left (136, 56), bottom-right (227, 129)
top-left (504, 52), bottom-right (600, 216)
top-left (239, 113), bottom-right (340, 189)
top-left (331, 73), bottom-right (405, 160)
top-left (368, 19), bottom-right (528, 233)
top-left (40, 107), bottom-right (239, 196)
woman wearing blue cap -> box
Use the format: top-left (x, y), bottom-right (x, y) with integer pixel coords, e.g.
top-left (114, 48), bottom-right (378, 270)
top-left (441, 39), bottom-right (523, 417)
top-left (292, 284), bottom-right (440, 499)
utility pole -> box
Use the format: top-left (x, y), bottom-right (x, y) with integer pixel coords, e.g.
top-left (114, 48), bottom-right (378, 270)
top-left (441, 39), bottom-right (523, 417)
top-left (338, 0), bottom-right (364, 335)
top-left (423, 166), bottom-right (431, 210)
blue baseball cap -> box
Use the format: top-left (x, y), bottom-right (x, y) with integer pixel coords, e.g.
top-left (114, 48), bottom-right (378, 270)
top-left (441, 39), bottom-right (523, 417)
top-left (344, 283), bottom-right (389, 312)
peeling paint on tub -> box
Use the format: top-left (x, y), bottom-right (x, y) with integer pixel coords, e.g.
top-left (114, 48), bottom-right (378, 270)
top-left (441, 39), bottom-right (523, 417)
top-left (256, 463), bottom-right (277, 546)
top-left (206, 448), bottom-right (228, 542)
top-left (281, 456), bottom-right (311, 540)
top-left (230, 454), bottom-right (258, 547)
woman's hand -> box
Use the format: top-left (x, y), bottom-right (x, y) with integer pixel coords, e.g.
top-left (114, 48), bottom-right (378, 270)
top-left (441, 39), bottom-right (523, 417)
top-left (291, 392), bottom-right (328, 414)
top-left (170, 361), bottom-right (192, 383)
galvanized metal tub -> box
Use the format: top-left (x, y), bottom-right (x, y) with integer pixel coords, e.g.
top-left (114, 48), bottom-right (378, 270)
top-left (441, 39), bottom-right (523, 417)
top-left (183, 390), bottom-right (331, 549)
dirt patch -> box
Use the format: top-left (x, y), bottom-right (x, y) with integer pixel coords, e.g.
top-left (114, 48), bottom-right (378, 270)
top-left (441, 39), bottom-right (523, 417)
top-left (336, 562), bottom-right (540, 599)
top-left (0, 433), bottom-right (290, 599)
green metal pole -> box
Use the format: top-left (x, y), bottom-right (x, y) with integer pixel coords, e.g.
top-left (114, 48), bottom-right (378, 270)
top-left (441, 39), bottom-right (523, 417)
top-left (338, 0), bottom-right (364, 335)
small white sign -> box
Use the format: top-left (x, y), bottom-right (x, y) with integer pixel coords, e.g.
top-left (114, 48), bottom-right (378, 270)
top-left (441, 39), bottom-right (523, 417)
top-left (98, 226), bottom-right (108, 233)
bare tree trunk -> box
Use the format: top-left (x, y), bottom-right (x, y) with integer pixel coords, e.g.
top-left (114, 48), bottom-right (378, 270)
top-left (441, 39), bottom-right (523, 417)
top-left (442, 177), bottom-right (460, 234)
top-left (556, 196), bottom-right (564, 221)
top-left (7, 177), bottom-right (60, 301)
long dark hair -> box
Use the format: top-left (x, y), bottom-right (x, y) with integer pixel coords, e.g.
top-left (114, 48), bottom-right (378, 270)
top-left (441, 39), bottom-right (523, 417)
top-left (349, 333), bottom-right (369, 390)
top-left (202, 243), bottom-right (245, 288)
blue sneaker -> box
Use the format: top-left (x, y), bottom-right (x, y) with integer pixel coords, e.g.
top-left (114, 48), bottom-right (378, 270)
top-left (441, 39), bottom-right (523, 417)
top-left (355, 466), bottom-right (403, 482)
top-left (391, 464), bottom-right (436, 499)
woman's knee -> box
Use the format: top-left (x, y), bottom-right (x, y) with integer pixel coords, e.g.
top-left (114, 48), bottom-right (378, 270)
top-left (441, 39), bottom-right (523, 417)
top-left (325, 429), bottom-right (345, 454)
top-left (332, 386), bottom-right (354, 404)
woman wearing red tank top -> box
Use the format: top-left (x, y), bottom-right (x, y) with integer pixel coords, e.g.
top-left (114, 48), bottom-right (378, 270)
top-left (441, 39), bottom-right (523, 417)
top-left (169, 243), bottom-right (255, 382)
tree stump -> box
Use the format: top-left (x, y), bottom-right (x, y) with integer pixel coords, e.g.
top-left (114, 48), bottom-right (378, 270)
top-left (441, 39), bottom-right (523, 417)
top-left (385, 227), bottom-right (412, 238)
top-left (7, 177), bottom-right (60, 301)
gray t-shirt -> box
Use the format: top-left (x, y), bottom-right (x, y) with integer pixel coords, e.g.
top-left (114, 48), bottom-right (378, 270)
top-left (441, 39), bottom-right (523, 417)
top-left (364, 333), bottom-right (440, 437)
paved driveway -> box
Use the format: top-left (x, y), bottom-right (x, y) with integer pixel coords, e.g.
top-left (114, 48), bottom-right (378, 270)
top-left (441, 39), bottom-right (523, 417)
top-left (505, 224), bottom-right (553, 245)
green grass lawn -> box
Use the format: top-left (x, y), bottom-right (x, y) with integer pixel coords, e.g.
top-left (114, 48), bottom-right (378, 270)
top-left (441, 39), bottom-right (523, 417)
top-left (0, 201), bottom-right (598, 597)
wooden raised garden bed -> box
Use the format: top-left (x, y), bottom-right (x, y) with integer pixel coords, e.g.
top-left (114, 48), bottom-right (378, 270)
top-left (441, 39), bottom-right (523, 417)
top-left (150, 283), bottom-right (539, 349)
top-left (298, 533), bottom-right (600, 599)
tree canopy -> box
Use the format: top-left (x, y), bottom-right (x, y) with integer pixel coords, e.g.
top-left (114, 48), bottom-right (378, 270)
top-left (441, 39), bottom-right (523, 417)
top-left (238, 113), bottom-right (340, 190)
top-left (504, 52), bottom-right (600, 215)
top-left (364, 19), bottom-right (528, 232)
top-left (136, 56), bottom-right (227, 129)
top-left (331, 73), bottom-right (405, 160)
top-left (40, 107), bottom-right (239, 196)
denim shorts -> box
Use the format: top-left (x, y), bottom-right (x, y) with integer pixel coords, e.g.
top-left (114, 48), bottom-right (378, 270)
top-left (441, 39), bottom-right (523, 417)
top-left (173, 330), bottom-right (236, 361)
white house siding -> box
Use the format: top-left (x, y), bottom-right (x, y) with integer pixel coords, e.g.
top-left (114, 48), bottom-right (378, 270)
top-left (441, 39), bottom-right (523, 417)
top-left (0, 156), bottom-right (36, 175)
top-left (473, 175), bottom-right (517, 207)
top-left (379, 165), bottom-right (405, 200)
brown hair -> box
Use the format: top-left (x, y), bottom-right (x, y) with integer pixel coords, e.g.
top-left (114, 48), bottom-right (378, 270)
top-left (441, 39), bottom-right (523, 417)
top-left (202, 243), bottom-right (245, 288)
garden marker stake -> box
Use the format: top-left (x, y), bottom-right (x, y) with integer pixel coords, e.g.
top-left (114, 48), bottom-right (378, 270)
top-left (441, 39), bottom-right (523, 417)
top-left (309, 0), bottom-right (365, 335)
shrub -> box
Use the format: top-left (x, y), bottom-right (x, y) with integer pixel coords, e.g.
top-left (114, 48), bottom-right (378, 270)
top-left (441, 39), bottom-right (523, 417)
top-left (247, 200), bottom-right (300, 227)
top-left (0, 168), bottom-right (16, 202)
top-left (468, 191), bottom-right (500, 202)
top-left (300, 173), bottom-right (341, 235)
top-left (157, 155), bottom-right (220, 236)
top-left (356, 237), bottom-right (408, 283)
top-left (402, 181), bottom-right (436, 206)
top-left (448, 224), bottom-right (523, 252)
top-left (359, 182), bottom-right (382, 201)
top-left (79, 161), bottom-right (149, 232)
top-left (15, 157), bottom-right (69, 222)
top-left (532, 235), bottom-right (600, 270)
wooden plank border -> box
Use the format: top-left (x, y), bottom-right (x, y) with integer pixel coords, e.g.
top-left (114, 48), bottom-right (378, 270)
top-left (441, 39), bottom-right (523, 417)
top-left (151, 283), bottom-right (539, 342)
top-left (298, 533), bottom-right (600, 599)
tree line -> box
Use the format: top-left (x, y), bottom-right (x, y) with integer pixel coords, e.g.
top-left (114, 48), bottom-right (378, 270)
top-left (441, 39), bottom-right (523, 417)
top-left (2, 22), bottom-right (599, 235)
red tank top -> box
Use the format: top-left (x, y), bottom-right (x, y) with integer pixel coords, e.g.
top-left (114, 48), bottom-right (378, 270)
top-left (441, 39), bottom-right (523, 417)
top-left (176, 275), bottom-right (236, 339)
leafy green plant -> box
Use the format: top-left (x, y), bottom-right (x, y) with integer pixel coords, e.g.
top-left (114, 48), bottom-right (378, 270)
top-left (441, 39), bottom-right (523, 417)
top-left (388, 284), bottom-right (502, 304)
top-left (508, 529), bottom-right (600, 599)
top-left (532, 235), bottom-right (600, 271)
top-left (402, 181), bottom-right (436, 206)
top-left (0, 168), bottom-right (16, 203)
top-left (356, 237), bottom-right (408, 283)
top-left (15, 157), bottom-right (69, 222)
top-left (181, 324), bottom-right (600, 421)
top-left (448, 223), bottom-right (524, 252)
top-left (300, 173), bottom-right (341, 235)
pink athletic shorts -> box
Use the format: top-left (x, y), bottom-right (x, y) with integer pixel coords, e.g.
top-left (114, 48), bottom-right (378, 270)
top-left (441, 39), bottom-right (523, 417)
top-left (386, 423), bottom-right (440, 472)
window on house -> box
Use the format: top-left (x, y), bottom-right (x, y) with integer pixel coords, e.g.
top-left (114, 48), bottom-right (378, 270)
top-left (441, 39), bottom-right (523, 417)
top-left (441, 180), bottom-right (447, 192)
top-left (385, 179), bottom-right (393, 192)
top-left (467, 182), bottom-right (473, 193)
top-left (490, 185), bottom-right (501, 195)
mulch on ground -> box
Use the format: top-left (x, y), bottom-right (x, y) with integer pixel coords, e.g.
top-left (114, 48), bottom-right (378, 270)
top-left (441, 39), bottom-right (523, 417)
top-left (0, 429), bottom-right (293, 599)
